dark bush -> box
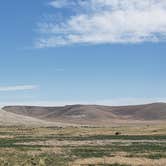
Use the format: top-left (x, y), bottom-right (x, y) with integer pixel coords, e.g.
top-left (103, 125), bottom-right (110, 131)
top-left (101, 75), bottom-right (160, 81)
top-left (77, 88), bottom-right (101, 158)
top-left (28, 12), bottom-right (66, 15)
top-left (115, 132), bottom-right (121, 136)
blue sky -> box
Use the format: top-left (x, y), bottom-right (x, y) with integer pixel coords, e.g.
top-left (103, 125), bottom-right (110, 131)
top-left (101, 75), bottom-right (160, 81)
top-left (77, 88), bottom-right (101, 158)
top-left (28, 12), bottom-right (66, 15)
top-left (0, 0), bottom-right (166, 106)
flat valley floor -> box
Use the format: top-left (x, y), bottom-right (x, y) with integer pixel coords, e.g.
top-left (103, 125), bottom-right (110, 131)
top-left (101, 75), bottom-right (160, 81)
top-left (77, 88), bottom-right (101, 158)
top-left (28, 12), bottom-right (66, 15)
top-left (0, 123), bottom-right (166, 166)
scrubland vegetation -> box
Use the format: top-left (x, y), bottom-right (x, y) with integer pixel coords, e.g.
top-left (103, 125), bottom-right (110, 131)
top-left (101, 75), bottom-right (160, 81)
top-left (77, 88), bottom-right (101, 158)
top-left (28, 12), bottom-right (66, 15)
top-left (0, 124), bottom-right (165, 166)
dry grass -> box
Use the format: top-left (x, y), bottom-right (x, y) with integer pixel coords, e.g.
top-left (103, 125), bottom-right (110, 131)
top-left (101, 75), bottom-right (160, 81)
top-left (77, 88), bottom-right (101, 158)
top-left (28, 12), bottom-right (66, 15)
top-left (71, 157), bottom-right (166, 166)
top-left (0, 123), bottom-right (165, 165)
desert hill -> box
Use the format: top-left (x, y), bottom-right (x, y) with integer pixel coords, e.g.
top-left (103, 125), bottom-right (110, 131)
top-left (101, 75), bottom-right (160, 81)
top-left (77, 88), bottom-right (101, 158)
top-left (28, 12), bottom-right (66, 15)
top-left (2, 103), bottom-right (166, 125)
top-left (0, 108), bottom-right (75, 127)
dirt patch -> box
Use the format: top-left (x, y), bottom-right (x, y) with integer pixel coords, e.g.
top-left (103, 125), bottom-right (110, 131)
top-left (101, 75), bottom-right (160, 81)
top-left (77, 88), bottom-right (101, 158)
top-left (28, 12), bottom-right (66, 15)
top-left (71, 157), bottom-right (166, 166)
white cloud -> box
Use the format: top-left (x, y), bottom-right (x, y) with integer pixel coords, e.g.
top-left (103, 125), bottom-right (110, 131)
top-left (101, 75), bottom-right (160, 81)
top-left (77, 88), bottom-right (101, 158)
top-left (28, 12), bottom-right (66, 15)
top-left (0, 85), bottom-right (38, 92)
top-left (49, 0), bottom-right (69, 8)
top-left (36, 0), bottom-right (166, 47)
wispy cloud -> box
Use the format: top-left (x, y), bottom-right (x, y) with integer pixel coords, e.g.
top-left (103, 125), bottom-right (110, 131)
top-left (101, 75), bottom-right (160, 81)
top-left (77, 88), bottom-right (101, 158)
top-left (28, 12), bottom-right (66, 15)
top-left (0, 85), bottom-right (38, 92)
top-left (49, 0), bottom-right (72, 8)
top-left (36, 0), bottom-right (166, 47)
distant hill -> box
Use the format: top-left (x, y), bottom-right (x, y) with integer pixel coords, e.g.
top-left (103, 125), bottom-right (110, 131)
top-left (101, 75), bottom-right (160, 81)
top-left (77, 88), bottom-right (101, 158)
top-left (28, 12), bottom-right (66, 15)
top-left (0, 108), bottom-right (68, 126)
top-left (2, 103), bottom-right (166, 125)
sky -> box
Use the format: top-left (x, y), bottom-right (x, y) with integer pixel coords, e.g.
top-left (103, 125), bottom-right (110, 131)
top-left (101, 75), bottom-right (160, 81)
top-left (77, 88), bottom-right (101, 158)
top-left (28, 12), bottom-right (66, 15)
top-left (0, 0), bottom-right (166, 106)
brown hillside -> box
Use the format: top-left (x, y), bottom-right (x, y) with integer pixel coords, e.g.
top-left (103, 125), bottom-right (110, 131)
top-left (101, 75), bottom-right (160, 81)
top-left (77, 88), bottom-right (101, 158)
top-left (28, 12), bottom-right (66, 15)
top-left (3, 103), bottom-right (166, 124)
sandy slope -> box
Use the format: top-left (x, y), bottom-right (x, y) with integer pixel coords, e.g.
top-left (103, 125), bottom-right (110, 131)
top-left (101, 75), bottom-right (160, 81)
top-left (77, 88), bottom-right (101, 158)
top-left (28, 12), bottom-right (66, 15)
top-left (0, 108), bottom-right (72, 126)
